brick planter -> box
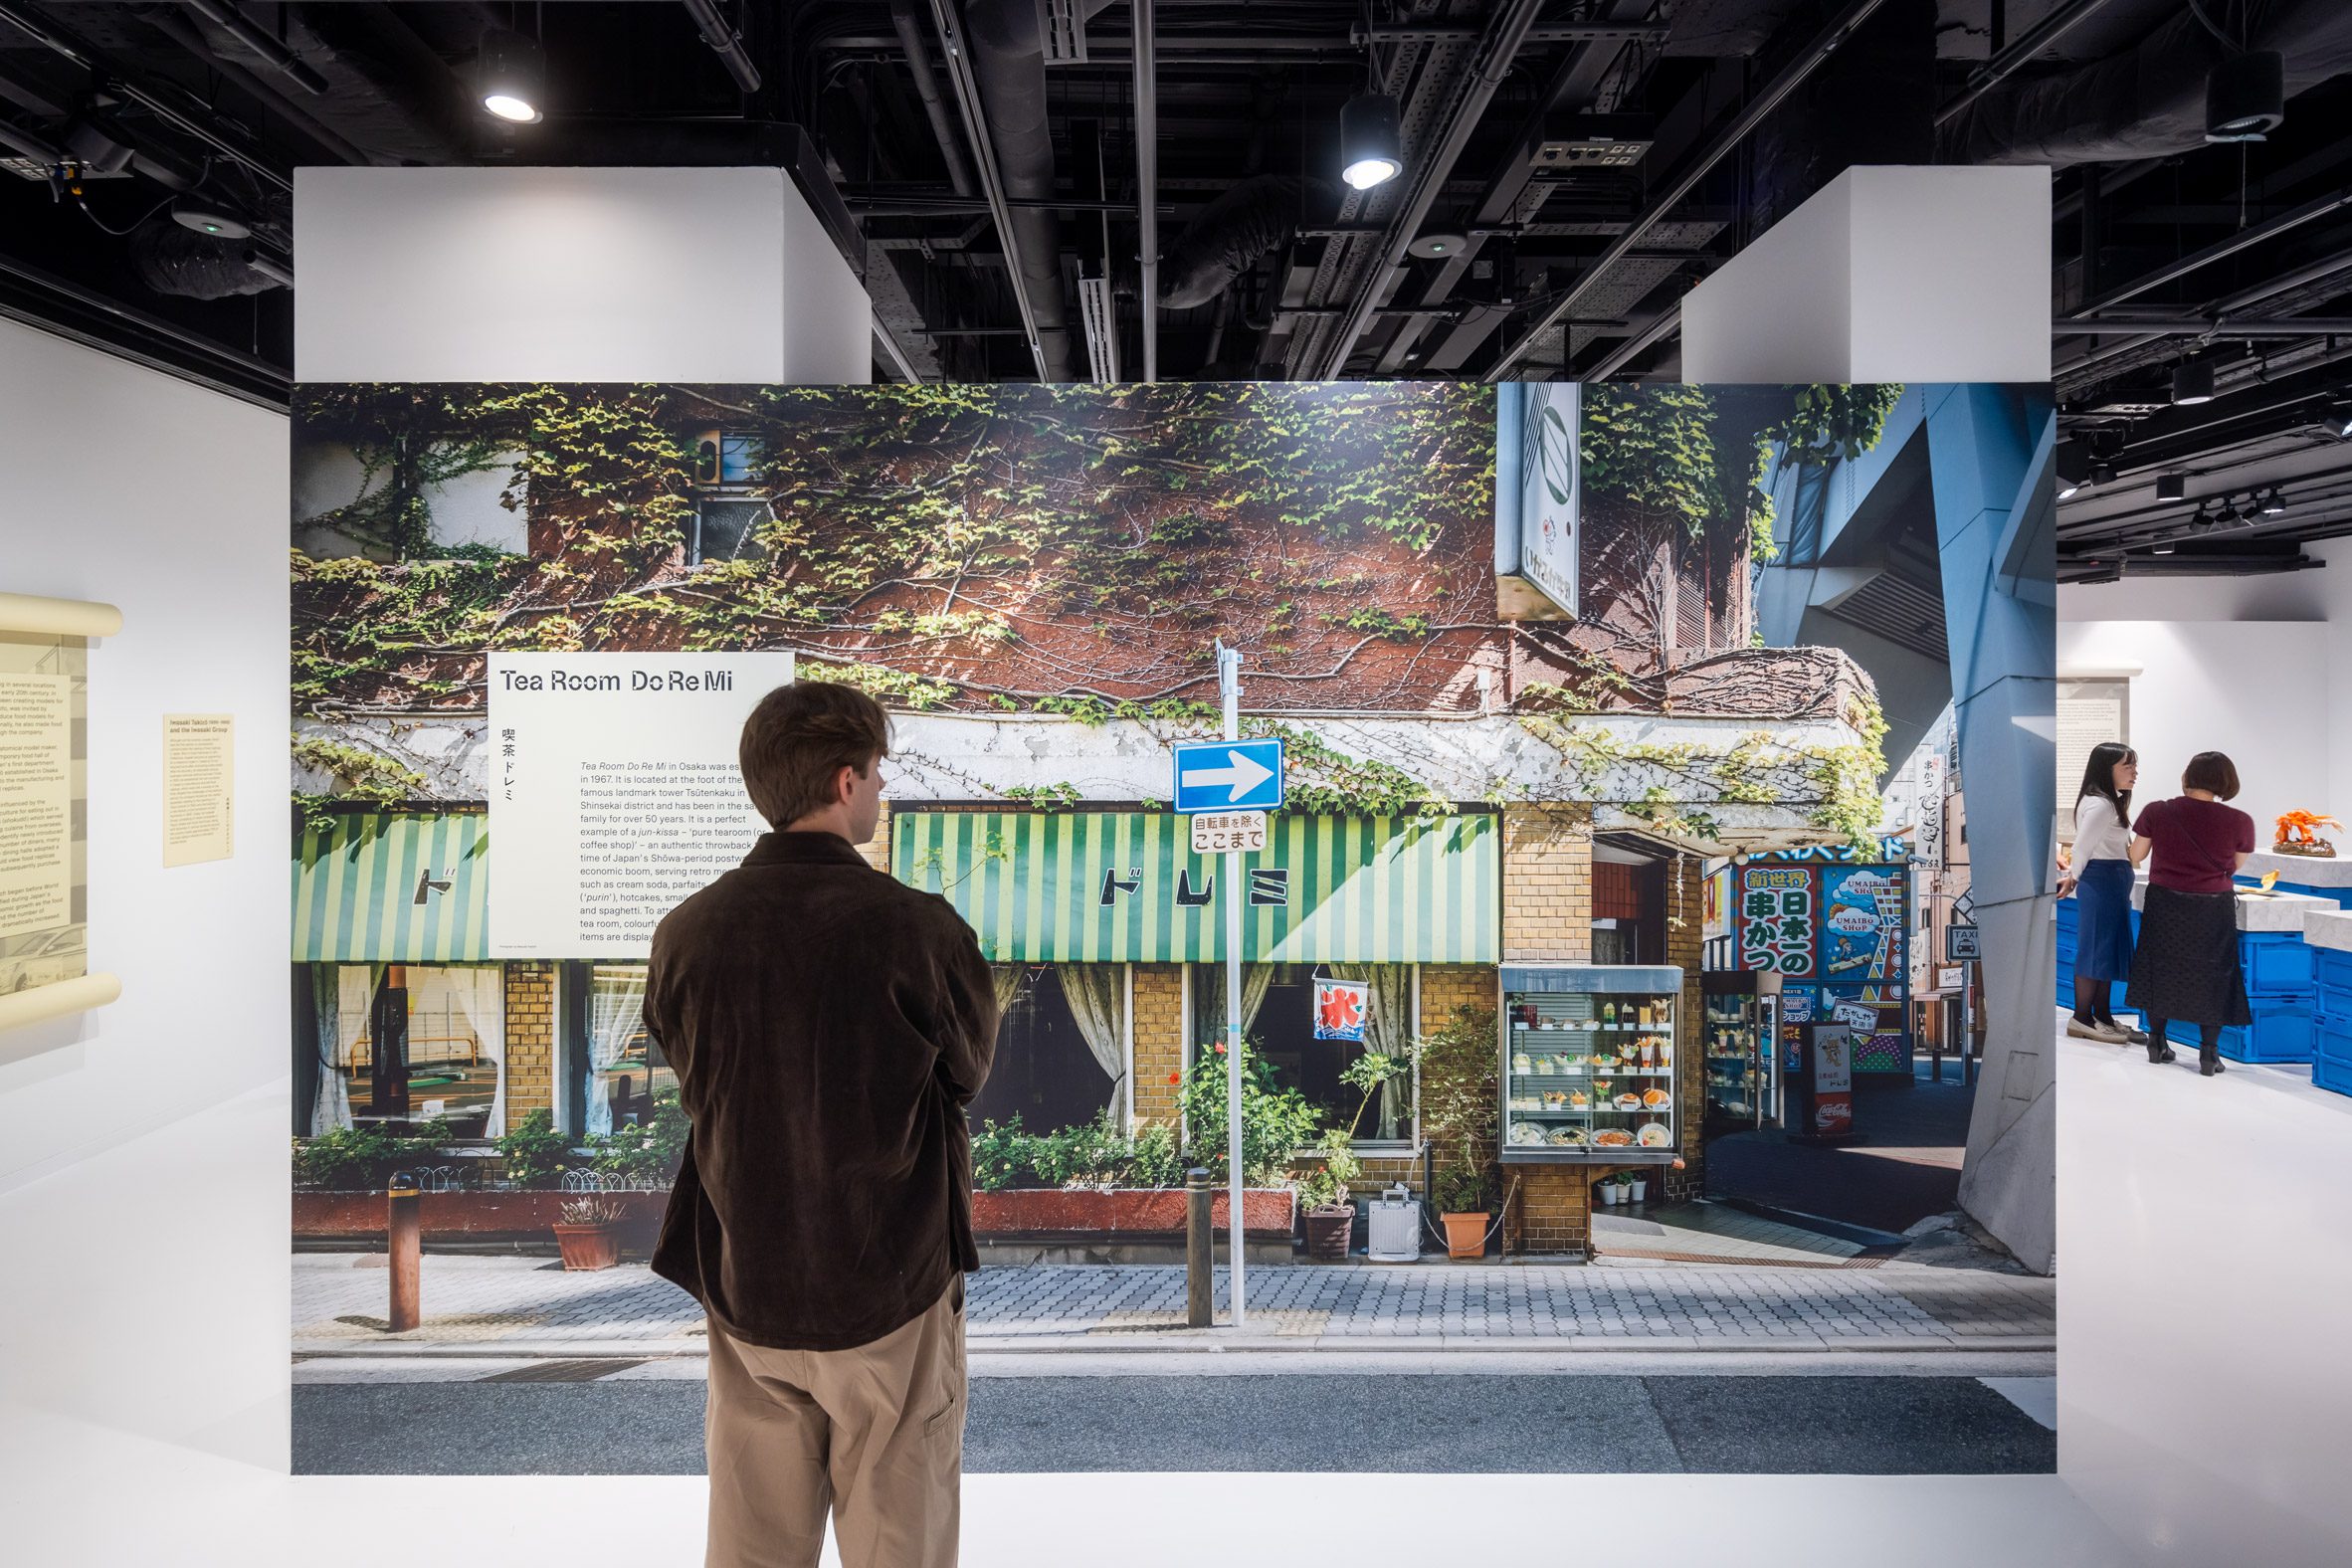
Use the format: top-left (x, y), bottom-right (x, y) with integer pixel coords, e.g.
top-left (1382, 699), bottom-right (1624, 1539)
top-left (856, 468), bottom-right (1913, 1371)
top-left (294, 1189), bottom-right (668, 1252)
top-left (972, 1187), bottom-right (1295, 1241)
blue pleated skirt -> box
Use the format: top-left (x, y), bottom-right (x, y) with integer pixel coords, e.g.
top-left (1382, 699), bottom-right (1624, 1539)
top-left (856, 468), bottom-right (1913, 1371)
top-left (2073, 858), bottom-right (2135, 982)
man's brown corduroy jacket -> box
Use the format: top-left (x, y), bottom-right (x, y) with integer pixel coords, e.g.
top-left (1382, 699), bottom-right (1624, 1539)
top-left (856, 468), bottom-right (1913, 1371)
top-left (645, 830), bottom-right (998, 1352)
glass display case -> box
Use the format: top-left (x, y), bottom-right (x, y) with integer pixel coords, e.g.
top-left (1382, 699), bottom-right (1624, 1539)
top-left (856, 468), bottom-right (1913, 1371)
top-left (1701, 969), bottom-right (1781, 1133)
top-left (1497, 964), bottom-right (1681, 1164)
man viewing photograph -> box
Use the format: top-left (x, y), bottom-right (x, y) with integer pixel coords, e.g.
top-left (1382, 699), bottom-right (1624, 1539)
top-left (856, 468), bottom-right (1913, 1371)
top-left (644, 681), bottom-right (999, 1568)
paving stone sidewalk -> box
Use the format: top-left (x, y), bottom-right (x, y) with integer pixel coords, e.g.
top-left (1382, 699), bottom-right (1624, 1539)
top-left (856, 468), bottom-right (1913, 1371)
top-left (293, 1256), bottom-right (2053, 1354)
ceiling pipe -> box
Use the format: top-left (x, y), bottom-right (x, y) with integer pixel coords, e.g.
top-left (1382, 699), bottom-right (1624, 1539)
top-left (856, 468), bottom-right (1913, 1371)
top-left (2056, 251), bottom-right (2352, 381)
top-left (923, 0), bottom-right (1058, 380)
top-left (1934, 0), bottom-right (2121, 126)
top-left (1133, 0), bottom-right (1157, 381)
top-left (2058, 316), bottom-right (2352, 336)
top-left (0, 0), bottom-right (290, 192)
top-left (681, 0), bottom-right (761, 94)
top-left (180, 0), bottom-right (329, 94)
top-left (135, 5), bottom-right (375, 167)
top-left (1311, 0), bottom-right (1549, 379)
top-left (2071, 184), bottom-right (2352, 318)
top-left (1485, 0), bottom-right (1893, 382)
top-left (887, 0), bottom-right (973, 197)
top-left (1581, 302), bottom-right (1682, 380)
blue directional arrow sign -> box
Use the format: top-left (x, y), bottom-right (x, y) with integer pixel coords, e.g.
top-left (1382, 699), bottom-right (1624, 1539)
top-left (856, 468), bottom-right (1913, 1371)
top-left (1172, 737), bottom-right (1284, 814)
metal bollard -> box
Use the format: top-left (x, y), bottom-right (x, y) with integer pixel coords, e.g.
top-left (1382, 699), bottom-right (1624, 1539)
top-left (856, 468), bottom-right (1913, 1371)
top-left (387, 1171), bottom-right (422, 1332)
top-left (1185, 1166), bottom-right (1213, 1328)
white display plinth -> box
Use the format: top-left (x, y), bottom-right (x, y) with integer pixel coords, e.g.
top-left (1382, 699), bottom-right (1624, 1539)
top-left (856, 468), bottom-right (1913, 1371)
top-left (1680, 165), bottom-right (2050, 384)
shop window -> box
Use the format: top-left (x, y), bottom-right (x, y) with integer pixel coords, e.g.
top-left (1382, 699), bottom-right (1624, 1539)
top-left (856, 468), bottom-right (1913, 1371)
top-left (687, 496), bottom-right (772, 567)
top-left (299, 962), bottom-right (505, 1139)
top-left (967, 965), bottom-right (1119, 1134)
top-left (691, 432), bottom-right (761, 486)
top-left (561, 962), bottom-right (677, 1134)
top-left (1189, 963), bottom-right (1413, 1145)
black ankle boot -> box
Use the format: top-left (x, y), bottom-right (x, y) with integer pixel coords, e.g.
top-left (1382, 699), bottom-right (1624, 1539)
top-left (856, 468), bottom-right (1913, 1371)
top-left (2200, 1044), bottom-right (2227, 1077)
top-left (2147, 1039), bottom-right (2176, 1065)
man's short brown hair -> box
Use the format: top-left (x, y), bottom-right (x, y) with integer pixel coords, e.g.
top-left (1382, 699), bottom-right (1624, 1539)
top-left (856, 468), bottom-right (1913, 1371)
top-left (2181, 750), bottom-right (2241, 800)
top-left (739, 681), bottom-right (889, 828)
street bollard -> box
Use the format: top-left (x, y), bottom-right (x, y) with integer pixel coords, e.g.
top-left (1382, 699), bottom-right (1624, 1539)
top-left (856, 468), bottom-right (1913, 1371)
top-left (387, 1171), bottom-right (422, 1333)
top-left (1185, 1166), bottom-right (1213, 1328)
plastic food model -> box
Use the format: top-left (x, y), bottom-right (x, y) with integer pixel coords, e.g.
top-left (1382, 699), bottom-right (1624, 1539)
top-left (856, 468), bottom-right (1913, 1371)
top-left (1637, 1123), bottom-right (1671, 1148)
top-left (1569, 1090), bottom-right (1589, 1108)
top-left (1509, 1122), bottom-right (1546, 1146)
top-left (1593, 1128), bottom-right (1633, 1147)
top-left (1512, 1053), bottom-right (1532, 1074)
top-left (1642, 1087), bottom-right (1669, 1107)
top-left (2275, 811), bottom-right (2343, 857)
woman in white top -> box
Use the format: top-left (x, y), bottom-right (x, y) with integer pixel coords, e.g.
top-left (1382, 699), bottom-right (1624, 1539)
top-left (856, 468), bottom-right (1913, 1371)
top-left (2057, 742), bottom-right (2148, 1044)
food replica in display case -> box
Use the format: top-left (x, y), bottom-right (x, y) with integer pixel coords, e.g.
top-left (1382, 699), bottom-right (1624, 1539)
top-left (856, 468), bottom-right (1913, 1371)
top-left (1702, 968), bottom-right (1781, 1133)
top-left (1498, 965), bottom-right (1681, 1164)
top-left (2273, 811), bottom-right (2341, 858)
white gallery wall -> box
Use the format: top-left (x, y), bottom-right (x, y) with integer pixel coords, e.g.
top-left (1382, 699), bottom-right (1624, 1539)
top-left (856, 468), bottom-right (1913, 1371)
top-left (0, 317), bottom-right (289, 1190)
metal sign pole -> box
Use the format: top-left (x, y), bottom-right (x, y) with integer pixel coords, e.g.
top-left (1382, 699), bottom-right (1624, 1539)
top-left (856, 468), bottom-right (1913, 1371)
top-left (1219, 641), bottom-right (1247, 1327)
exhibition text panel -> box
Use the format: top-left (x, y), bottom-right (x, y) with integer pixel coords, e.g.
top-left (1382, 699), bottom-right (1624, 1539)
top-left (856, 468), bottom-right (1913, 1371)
top-left (488, 652), bottom-right (794, 957)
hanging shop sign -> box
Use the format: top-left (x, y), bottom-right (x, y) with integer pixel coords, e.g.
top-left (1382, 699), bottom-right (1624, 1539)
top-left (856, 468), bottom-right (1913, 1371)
top-left (892, 810), bottom-right (1497, 963)
top-left (293, 812), bottom-right (491, 963)
top-left (1733, 857), bottom-right (1913, 1075)
top-left (1702, 865), bottom-right (1730, 942)
top-left (1915, 752), bottom-right (1945, 869)
top-left (1493, 381), bottom-right (1580, 621)
top-left (1312, 978), bottom-right (1371, 1042)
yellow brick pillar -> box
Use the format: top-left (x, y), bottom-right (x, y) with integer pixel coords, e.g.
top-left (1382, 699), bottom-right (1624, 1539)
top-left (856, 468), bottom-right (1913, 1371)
top-left (1128, 964), bottom-right (1186, 1130)
top-left (501, 961), bottom-right (557, 1126)
top-left (857, 801), bottom-right (891, 872)
top-left (1497, 804), bottom-right (1597, 1258)
top-left (1666, 853), bottom-right (1708, 1203)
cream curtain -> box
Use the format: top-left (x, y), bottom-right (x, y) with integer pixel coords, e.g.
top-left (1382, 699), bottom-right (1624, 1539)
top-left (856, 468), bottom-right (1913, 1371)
top-left (1056, 965), bottom-right (1127, 1122)
top-left (1326, 963), bottom-right (1415, 1140)
top-left (991, 964), bottom-right (1031, 1018)
top-left (450, 966), bottom-right (506, 1136)
top-left (332, 964), bottom-right (382, 1129)
top-left (586, 966), bottom-right (648, 1135)
top-left (1195, 964), bottom-right (1274, 1057)
top-left (308, 964), bottom-right (354, 1134)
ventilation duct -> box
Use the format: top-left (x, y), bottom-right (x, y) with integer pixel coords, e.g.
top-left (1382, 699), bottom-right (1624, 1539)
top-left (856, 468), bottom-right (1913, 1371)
top-left (1938, 0), bottom-right (2352, 166)
top-left (128, 218), bottom-right (280, 296)
top-left (964, 0), bottom-right (1074, 380)
top-left (1156, 175), bottom-right (1335, 310)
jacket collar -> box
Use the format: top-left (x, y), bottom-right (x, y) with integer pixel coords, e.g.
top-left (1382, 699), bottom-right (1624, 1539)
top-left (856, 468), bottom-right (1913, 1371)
top-left (742, 830), bottom-right (876, 870)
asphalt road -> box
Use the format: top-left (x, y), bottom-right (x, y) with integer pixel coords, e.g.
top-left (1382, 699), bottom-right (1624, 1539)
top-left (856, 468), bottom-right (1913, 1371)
top-left (294, 1374), bottom-right (2053, 1476)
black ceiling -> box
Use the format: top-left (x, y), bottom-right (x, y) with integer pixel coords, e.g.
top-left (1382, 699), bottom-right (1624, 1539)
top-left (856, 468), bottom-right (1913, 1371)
top-left (4, 2), bottom-right (2351, 577)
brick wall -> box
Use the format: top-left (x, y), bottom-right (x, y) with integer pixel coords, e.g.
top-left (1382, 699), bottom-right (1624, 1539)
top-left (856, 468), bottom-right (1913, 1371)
top-left (1502, 804), bottom-right (1594, 961)
top-left (1130, 964), bottom-right (1185, 1129)
top-left (1666, 854), bottom-right (1708, 1202)
top-left (859, 801), bottom-right (891, 872)
top-left (502, 961), bottom-right (556, 1127)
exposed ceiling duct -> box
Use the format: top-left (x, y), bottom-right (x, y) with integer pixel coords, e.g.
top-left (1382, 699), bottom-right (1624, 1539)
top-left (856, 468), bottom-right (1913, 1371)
top-left (958, 0), bottom-right (1075, 380)
top-left (1155, 175), bottom-right (1334, 311)
top-left (1938, 0), bottom-right (2352, 165)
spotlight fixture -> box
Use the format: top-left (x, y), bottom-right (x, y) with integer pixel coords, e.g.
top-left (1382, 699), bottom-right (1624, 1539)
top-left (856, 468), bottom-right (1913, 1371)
top-left (2207, 50), bottom-right (2284, 143)
top-left (2155, 474), bottom-right (2186, 501)
top-left (2172, 360), bottom-right (2216, 405)
top-left (2327, 399), bottom-right (2352, 439)
top-left (170, 198), bottom-right (250, 240)
top-left (2190, 503), bottom-right (2218, 533)
top-left (2259, 487), bottom-right (2286, 515)
top-left (2088, 462), bottom-right (2116, 487)
top-left (1339, 92), bottom-right (1402, 190)
top-left (2058, 480), bottom-right (2081, 500)
top-left (479, 29), bottom-right (546, 123)
top-left (2152, 540), bottom-right (2177, 556)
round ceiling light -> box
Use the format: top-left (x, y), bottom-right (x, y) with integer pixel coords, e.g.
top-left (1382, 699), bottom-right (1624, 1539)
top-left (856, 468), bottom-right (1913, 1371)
top-left (1408, 233), bottom-right (1469, 260)
top-left (479, 29), bottom-right (546, 123)
top-left (1339, 93), bottom-right (1402, 191)
top-left (169, 199), bottom-right (250, 240)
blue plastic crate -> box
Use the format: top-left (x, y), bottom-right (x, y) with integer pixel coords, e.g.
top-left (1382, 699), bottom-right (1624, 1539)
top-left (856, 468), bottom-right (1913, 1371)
top-left (2313, 1012), bottom-right (2352, 1097)
top-left (2054, 896), bottom-right (2128, 1013)
top-left (2243, 930), bottom-right (2315, 994)
top-left (2316, 948), bottom-right (2352, 1010)
top-left (2167, 992), bottom-right (2317, 1065)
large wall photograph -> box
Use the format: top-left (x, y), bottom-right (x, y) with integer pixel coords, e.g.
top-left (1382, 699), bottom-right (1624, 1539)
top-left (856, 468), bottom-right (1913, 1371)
top-left (288, 381), bottom-right (2058, 1478)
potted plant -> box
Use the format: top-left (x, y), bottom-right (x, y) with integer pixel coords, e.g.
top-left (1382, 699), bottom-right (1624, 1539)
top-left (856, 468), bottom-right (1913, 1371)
top-left (1628, 1171), bottom-right (1649, 1205)
top-left (1596, 1173), bottom-right (1623, 1207)
top-left (552, 1193), bottom-right (626, 1271)
top-left (1298, 1128), bottom-right (1361, 1260)
top-left (1433, 1163), bottom-right (1489, 1261)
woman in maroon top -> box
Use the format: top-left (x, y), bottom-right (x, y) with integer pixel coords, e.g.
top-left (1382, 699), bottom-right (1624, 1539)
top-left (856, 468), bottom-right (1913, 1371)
top-left (2125, 751), bottom-right (2256, 1076)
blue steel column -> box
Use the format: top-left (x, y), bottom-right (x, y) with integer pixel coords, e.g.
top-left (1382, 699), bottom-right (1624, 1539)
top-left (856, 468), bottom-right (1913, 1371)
top-left (1922, 383), bottom-right (2057, 1274)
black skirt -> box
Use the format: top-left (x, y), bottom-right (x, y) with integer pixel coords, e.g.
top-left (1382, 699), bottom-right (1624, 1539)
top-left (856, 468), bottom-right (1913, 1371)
top-left (2126, 884), bottom-right (2253, 1028)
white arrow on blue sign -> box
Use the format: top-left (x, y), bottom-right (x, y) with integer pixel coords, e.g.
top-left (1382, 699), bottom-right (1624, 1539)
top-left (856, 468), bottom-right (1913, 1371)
top-left (1172, 737), bottom-right (1284, 814)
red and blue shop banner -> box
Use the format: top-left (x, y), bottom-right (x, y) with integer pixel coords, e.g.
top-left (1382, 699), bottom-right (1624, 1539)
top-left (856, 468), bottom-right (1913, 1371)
top-left (1733, 857), bottom-right (1912, 1074)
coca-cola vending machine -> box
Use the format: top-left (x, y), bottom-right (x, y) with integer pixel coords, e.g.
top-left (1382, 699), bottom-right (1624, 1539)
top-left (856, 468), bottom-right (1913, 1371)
top-left (1786, 1021), bottom-right (1860, 1144)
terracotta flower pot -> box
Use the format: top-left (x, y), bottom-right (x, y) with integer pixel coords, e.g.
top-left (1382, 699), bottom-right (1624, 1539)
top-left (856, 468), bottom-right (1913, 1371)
top-left (552, 1221), bottom-right (622, 1272)
top-left (1442, 1212), bottom-right (1487, 1261)
top-left (1302, 1206), bottom-right (1354, 1261)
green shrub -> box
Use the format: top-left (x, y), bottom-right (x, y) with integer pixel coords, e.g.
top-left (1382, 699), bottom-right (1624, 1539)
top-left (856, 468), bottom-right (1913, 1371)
top-left (291, 1119), bottom-right (454, 1190)
top-left (585, 1086), bottom-right (690, 1188)
top-left (969, 1109), bottom-right (1189, 1192)
top-left (494, 1108), bottom-right (576, 1190)
top-left (1178, 1039), bottom-right (1322, 1186)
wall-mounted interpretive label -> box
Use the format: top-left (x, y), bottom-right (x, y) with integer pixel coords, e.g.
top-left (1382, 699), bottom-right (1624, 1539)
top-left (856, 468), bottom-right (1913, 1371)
top-left (162, 714), bottom-right (235, 867)
top-left (487, 652), bottom-right (794, 957)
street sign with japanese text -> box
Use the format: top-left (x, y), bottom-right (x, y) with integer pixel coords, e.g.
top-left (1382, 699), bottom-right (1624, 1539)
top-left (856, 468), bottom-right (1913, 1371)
top-left (1190, 811), bottom-right (1268, 854)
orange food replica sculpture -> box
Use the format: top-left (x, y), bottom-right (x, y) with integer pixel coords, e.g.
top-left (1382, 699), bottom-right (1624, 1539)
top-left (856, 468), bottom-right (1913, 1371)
top-left (2273, 811), bottom-right (2342, 858)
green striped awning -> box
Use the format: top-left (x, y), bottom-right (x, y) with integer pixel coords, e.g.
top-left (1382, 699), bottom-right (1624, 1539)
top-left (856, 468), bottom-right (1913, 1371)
top-left (293, 813), bottom-right (490, 962)
top-left (890, 811), bottom-right (1497, 963)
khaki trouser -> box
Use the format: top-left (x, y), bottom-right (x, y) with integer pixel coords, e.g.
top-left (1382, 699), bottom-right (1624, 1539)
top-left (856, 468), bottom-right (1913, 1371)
top-left (705, 1278), bottom-right (967, 1568)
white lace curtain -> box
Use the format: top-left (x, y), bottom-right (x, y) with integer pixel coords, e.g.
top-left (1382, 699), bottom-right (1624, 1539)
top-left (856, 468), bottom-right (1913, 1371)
top-left (1194, 964), bottom-right (1275, 1058)
top-left (586, 966), bottom-right (648, 1136)
top-left (308, 963), bottom-right (374, 1134)
top-left (445, 966), bottom-right (506, 1137)
top-left (1056, 964), bottom-right (1127, 1125)
top-left (1324, 963), bottom-right (1415, 1140)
